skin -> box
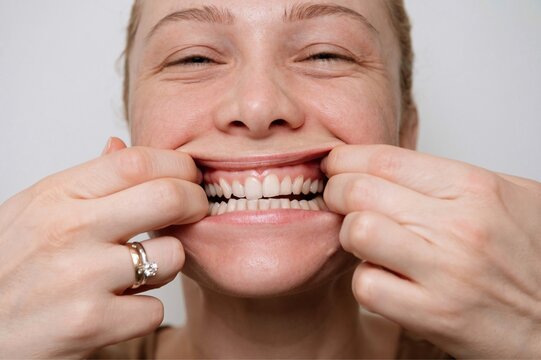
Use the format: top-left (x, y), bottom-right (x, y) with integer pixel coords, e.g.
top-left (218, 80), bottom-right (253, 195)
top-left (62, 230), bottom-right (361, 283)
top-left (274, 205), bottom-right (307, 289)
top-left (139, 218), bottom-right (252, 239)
top-left (0, 0), bottom-right (539, 358)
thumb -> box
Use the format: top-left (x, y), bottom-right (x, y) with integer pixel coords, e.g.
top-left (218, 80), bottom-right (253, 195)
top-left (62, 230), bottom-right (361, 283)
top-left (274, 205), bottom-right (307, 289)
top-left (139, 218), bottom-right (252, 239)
top-left (100, 136), bottom-right (128, 156)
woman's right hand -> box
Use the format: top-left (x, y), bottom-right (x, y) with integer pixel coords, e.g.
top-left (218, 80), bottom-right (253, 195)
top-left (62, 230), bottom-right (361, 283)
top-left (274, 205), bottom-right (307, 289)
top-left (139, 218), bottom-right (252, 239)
top-left (0, 137), bottom-right (208, 358)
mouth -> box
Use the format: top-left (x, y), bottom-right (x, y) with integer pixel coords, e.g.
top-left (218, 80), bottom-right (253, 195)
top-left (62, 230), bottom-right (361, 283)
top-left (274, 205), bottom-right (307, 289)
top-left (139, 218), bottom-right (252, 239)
top-left (197, 149), bottom-right (331, 216)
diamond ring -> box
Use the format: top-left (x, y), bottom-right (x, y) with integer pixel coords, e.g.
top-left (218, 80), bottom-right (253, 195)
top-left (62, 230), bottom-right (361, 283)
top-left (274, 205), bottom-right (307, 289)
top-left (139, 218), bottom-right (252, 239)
top-left (128, 242), bottom-right (158, 289)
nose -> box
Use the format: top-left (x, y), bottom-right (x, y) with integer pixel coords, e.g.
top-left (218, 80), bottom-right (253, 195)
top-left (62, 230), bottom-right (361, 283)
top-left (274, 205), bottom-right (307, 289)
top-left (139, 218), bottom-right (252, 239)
top-left (213, 64), bottom-right (304, 139)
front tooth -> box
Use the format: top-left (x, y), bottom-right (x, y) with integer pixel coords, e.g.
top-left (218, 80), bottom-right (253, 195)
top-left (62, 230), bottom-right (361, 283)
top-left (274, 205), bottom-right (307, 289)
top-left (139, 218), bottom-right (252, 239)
top-left (209, 184), bottom-right (217, 197)
top-left (232, 180), bottom-right (245, 198)
top-left (292, 176), bottom-right (303, 195)
top-left (258, 199), bottom-right (270, 210)
top-left (308, 199), bottom-right (320, 210)
top-left (247, 199), bottom-right (258, 210)
top-left (280, 198), bottom-right (290, 209)
top-left (207, 203), bottom-right (213, 215)
top-left (219, 178), bottom-right (232, 199)
top-left (217, 201), bottom-right (227, 215)
top-left (227, 199), bottom-right (237, 212)
top-left (210, 202), bottom-right (220, 215)
top-left (310, 180), bottom-right (319, 194)
top-left (215, 183), bottom-right (223, 197)
top-left (280, 176), bottom-right (292, 195)
top-left (262, 174), bottom-right (280, 197)
top-left (301, 179), bottom-right (311, 195)
top-left (245, 177), bottom-right (262, 200)
top-left (237, 199), bottom-right (247, 210)
top-left (290, 199), bottom-right (301, 209)
top-left (204, 184), bottom-right (211, 197)
top-left (299, 199), bottom-right (310, 210)
top-left (270, 199), bottom-right (281, 209)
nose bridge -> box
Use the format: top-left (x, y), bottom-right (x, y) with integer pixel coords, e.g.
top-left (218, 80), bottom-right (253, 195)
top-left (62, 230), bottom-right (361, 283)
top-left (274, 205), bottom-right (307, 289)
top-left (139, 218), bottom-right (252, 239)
top-left (213, 50), bottom-right (304, 138)
top-left (236, 58), bottom-right (283, 124)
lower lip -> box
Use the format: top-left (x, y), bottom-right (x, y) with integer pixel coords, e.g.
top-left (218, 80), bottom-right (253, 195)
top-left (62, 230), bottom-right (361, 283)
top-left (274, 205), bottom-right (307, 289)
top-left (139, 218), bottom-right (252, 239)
top-left (201, 208), bottom-right (334, 225)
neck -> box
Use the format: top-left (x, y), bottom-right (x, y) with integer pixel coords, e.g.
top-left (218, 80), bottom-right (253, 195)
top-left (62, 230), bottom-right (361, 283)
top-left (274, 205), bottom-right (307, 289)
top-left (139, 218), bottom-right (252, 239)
top-left (180, 271), bottom-right (388, 359)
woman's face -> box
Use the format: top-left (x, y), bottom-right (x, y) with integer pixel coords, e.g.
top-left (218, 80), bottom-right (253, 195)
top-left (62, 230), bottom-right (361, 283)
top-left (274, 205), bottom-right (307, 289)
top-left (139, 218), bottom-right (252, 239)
top-left (129, 0), bottom-right (411, 297)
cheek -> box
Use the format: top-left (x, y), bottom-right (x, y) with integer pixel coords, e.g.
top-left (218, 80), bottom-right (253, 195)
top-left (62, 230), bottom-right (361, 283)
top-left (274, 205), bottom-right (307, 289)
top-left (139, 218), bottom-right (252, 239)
top-left (297, 77), bottom-right (399, 145)
top-left (129, 83), bottom-right (216, 147)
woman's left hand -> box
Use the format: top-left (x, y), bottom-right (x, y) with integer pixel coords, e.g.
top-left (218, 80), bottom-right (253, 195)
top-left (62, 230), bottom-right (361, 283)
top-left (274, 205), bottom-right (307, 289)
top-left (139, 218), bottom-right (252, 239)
top-left (321, 144), bottom-right (541, 358)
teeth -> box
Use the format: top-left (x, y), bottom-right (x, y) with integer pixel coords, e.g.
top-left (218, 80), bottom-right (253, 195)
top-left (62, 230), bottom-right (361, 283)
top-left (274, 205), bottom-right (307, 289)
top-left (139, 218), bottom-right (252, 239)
top-left (209, 184), bottom-right (217, 197)
top-left (237, 198), bottom-right (247, 210)
top-left (310, 180), bottom-right (319, 194)
top-left (301, 179), bottom-right (311, 195)
top-left (262, 174), bottom-right (280, 197)
top-left (217, 201), bottom-right (227, 215)
top-left (219, 178), bottom-right (232, 199)
top-left (280, 176), bottom-right (292, 195)
top-left (207, 196), bottom-right (328, 215)
top-left (215, 183), bottom-right (223, 197)
top-left (270, 199), bottom-right (281, 209)
top-left (292, 176), bottom-right (303, 195)
top-left (205, 175), bottom-right (325, 201)
top-left (232, 180), bottom-right (245, 198)
top-left (227, 198), bottom-right (237, 213)
top-left (247, 199), bottom-right (258, 210)
top-left (317, 180), bottom-right (324, 193)
top-left (245, 177), bottom-right (262, 200)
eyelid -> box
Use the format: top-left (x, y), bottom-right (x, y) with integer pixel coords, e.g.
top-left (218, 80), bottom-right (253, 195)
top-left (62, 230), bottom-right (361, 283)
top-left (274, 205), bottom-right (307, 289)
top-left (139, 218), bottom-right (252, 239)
top-left (298, 43), bottom-right (362, 63)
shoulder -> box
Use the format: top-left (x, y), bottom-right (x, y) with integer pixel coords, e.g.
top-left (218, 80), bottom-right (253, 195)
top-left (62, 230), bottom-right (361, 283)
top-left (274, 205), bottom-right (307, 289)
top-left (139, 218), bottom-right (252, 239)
top-left (88, 326), bottom-right (172, 359)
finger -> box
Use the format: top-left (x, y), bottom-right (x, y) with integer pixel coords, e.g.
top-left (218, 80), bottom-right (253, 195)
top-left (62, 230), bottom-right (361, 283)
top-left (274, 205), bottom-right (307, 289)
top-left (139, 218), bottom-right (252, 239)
top-left (86, 178), bottom-right (208, 242)
top-left (352, 262), bottom-right (433, 334)
top-left (324, 172), bottom-right (441, 224)
top-left (497, 172), bottom-right (541, 194)
top-left (38, 146), bottom-right (201, 199)
top-left (105, 237), bottom-right (185, 292)
top-left (95, 295), bottom-right (164, 348)
top-left (101, 137), bottom-right (128, 156)
top-left (321, 144), bottom-right (478, 199)
top-left (340, 211), bottom-right (437, 281)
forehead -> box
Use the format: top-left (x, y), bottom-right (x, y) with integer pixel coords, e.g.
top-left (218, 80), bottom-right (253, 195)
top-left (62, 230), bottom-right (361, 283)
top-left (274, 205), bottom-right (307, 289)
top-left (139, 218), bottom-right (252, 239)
top-left (137, 0), bottom-right (392, 37)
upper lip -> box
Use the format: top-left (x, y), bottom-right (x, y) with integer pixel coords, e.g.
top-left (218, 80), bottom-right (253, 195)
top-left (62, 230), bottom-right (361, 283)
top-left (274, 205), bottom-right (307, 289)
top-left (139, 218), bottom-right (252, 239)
top-left (194, 145), bottom-right (336, 171)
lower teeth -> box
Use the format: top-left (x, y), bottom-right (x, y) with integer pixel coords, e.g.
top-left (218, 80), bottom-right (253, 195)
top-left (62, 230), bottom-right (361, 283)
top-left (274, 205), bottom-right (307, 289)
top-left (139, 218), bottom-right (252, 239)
top-left (208, 196), bottom-right (328, 215)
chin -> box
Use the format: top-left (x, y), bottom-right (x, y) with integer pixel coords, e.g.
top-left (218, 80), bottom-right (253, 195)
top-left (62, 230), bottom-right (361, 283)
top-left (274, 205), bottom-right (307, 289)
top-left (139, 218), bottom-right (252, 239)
top-left (157, 209), bottom-right (355, 298)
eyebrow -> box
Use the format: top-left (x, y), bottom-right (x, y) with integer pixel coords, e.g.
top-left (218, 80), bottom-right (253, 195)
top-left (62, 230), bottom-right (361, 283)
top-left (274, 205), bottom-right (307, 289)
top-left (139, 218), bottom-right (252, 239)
top-left (146, 2), bottom-right (378, 42)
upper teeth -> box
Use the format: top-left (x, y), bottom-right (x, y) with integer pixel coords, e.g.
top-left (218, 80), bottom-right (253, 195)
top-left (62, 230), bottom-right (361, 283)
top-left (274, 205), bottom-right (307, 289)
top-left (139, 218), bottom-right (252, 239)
top-left (204, 175), bottom-right (325, 200)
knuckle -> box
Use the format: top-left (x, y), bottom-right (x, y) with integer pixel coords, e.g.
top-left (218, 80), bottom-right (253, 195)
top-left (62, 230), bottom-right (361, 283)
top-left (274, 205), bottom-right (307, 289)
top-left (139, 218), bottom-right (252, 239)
top-left (145, 299), bottom-right (165, 329)
top-left (116, 147), bottom-right (153, 182)
top-left (341, 212), bottom-right (374, 252)
top-left (369, 145), bottom-right (402, 178)
top-left (448, 216), bottom-right (491, 253)
top-left (44, 204), bottom-right (91, 249)
top-left (347, 176), bottom-right (374, 210)
top-left (63, 300), bottom-right (103, 341)
top-left (153, 179), bottom-right (185, 212)
top-left (165, 237), bottom-right (185, 271)
top-left (462, 169), bottom-right (501, 199)
top-left (352, 265), bottom-right (376, 310)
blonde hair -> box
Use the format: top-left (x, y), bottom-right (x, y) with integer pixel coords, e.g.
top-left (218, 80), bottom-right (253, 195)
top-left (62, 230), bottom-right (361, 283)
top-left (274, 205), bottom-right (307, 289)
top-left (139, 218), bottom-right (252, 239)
top-left (122, 0), bottom-right (414, 120)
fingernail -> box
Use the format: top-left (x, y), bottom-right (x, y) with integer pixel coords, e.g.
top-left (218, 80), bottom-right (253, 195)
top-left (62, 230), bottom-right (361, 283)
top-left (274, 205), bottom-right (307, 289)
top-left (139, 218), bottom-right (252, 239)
top-left (101, 137), bottom-right (113, 156)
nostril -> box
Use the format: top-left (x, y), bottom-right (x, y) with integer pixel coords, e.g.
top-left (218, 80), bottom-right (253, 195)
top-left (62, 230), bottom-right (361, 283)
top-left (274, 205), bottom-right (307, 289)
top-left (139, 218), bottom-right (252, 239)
top-left (231, 120), bottom-right (245, 128)
top-left (269, 119), bottom-right (287, 128)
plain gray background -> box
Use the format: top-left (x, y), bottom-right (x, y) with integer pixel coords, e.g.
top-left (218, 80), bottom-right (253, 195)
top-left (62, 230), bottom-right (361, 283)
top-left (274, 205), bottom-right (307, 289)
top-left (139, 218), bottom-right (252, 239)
top-left (1, 1), bottom-right (540, 326)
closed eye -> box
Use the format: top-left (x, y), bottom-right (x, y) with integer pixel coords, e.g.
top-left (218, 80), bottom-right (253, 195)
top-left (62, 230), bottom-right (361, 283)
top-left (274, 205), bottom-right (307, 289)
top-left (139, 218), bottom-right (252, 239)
top-left (305, 52), bottom-right (355, 63)
top-left (166, 55), bottom-right (216, 67)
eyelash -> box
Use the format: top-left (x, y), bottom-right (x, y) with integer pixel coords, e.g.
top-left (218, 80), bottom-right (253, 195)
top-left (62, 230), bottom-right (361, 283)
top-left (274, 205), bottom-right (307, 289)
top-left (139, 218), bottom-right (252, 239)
top-left (165, 52), bottom-right (355, 67)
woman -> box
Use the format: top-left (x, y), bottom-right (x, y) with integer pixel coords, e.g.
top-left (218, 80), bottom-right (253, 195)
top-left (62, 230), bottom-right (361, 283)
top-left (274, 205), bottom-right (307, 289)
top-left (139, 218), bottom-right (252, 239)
top-left (1, 0), bottom-right (540, 358)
